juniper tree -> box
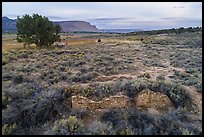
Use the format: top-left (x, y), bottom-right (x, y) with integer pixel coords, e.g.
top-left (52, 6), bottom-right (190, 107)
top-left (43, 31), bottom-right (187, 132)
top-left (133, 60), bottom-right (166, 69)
top-left (16, 14), bottom-right (61, 48)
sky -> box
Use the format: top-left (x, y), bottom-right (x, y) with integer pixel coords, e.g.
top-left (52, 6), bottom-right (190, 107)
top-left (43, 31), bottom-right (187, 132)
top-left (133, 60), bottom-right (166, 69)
top-left (2, 2), bottom-right (202, 30)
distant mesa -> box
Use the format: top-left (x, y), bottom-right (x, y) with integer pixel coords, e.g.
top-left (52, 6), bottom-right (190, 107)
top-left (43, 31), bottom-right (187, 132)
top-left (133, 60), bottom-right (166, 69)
top-left (2, 16), bottom-right (17, 32)
top-left (53, 21), bottom-right (98, 32)
top-left (2, 16), bottom-right (99, 32)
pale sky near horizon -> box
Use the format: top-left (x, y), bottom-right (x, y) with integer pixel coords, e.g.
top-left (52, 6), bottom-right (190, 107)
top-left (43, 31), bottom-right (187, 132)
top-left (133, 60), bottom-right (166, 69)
top-left (2, 2), bottom-right (202, 30)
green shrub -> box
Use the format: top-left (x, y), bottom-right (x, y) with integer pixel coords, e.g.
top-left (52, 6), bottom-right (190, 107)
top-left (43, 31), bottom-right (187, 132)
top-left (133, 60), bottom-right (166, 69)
top-left (174, 70), bottom-right (190, 78)
top-left (117, 126), bottom-right (134, 135)
top-left (124, 78), bottom-right (149, 99)
top-left (184, 78), bottom-right (198, 86)
top-left (2, 123), bottom-right (17, 135)
top-left (162, 106), bottom-right (201, 134)
top-left (2, 58), bottom-right (7, 65)
top-left (12, 74), bottom-right (24, 84)
top-left (2, 73), bottom-right (13, 81)
top-left (19, 53), bottom-right (29, 58)
top-left (69, 74), bottom-right (81, 83)
top-left (101, 108), bottom-right (122, 126)
top-left (138, 72), bottom-right (151, 79)
top-left (80, 72), bottom-right (99, 83)
top-left (163, 82), bottom-right (192, 109)
top-left (2, 94), bottom-right (9, 109)
top-left (93, 83), bottom-right (115, 100)
top-left (52, 116), bottom-right (85, 135)
top-left (156, 75), bottom-right (165, 82)
top-left (180, 128), bottom-right (194, 135)
top-left (88, 121), bottom-right (114, 135)
top-left (185, 68), bottom-right (195, 74)
top-left (82, 87), bottom-right (95, 98)
top-left (59, 72), bottom-right (68, 81)
top-left (195, 82), bottom-right (202, 93)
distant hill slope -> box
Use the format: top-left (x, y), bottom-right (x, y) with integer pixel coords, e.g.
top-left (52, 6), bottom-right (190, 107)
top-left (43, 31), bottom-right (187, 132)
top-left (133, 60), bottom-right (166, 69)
top-left (2, 17), bottom-right (17, 32)
top-left (2, 17), bottom-right (99, 32)
top-left (54, 21), bottom-right (98, 32)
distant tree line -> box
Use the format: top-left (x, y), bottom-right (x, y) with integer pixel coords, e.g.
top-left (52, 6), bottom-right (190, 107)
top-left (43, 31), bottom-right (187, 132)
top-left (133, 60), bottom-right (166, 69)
top-left (129, 27), bottom-right (202, 35)
top-left (2, 31), bottom-right (17, 34)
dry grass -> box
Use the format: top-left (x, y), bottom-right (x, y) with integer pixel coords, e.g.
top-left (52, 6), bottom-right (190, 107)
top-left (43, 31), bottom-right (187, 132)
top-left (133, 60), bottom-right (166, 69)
top-left (64, 39), bottom-right (95, 46)
top-left (2, 43), bottom-right (24, 52)
top-left (2, 34), bottom-right (37, 52)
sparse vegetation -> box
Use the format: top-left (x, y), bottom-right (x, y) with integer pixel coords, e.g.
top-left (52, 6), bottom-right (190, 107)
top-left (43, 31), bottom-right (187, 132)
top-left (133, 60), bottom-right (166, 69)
top-left (2, 27), bottom-right (202, 135)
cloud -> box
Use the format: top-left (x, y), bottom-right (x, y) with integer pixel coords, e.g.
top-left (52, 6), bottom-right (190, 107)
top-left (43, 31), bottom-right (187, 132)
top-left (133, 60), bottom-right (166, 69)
top-left (2, 2), bottom-right (202, 29)
top-left (91, 17), bottom-right (202, 29)
top-left (91, 17), bottom-right (127, 21)
top-left (46, 9), bottom-right (96, 21)
top-left (47, 16), bottom-right (65, 21)
top-left (159, 17), bottom-right (202, 21)
top-left (173, 6), bottom-right (184, 8)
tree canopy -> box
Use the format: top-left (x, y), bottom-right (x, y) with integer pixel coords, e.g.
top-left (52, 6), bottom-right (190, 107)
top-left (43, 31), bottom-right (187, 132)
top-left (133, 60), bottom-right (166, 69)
top-left (16, 14), bottom-right (62, 48)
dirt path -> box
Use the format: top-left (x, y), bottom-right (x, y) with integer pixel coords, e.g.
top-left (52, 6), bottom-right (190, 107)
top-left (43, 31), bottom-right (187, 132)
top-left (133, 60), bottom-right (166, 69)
top-left (184, 86), bottom-right (202, 116)
top-left (141, 58), bottom-right (186, 81)
top-left (95, 73), bottom-right (136, 82)
top-left (162, 58), bottom-right (185, 81)
top-left (94, 57), bottom-right (186, 83)
top-left (162, 58), bottom-right (185, 72)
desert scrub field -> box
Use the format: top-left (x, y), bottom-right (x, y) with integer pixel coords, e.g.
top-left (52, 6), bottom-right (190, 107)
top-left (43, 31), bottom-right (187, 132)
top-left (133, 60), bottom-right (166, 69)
top-left (2, 29), bottom-right (202, 135)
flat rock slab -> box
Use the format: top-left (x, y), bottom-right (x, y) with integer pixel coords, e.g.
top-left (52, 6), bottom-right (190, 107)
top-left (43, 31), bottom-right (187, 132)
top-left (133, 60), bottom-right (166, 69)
top-left (72, 93), bottom-right (132, 110)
